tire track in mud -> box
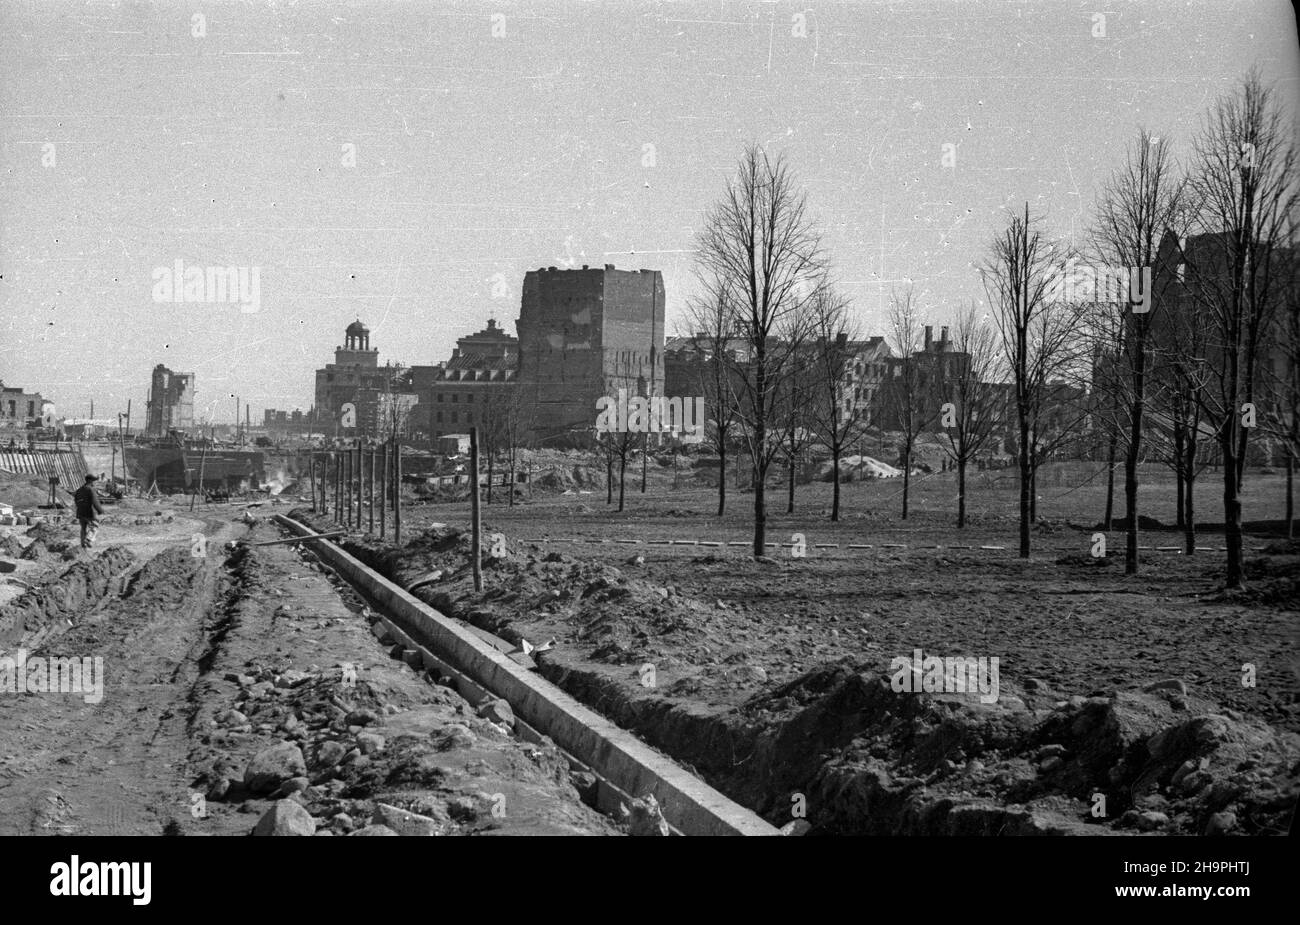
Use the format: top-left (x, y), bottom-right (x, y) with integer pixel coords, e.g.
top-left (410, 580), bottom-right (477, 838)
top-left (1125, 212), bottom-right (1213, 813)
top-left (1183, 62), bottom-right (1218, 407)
top-left (0, 520), bottom-right (244, 835)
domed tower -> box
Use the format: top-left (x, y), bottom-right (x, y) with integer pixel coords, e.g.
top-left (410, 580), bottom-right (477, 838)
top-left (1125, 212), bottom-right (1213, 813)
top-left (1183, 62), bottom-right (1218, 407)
top-left (344, 319), bottom-right (370, 352)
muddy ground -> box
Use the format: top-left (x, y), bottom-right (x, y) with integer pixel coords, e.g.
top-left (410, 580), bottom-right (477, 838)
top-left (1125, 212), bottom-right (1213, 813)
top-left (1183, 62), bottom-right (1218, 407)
top-left (298, 458), bottom-right (1298, 835)
top-left (0, 480), bottom-right (614, 836)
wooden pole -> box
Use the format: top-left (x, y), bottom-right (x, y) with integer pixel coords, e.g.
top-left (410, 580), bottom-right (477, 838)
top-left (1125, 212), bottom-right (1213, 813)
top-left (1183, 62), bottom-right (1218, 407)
top-left (346, 448), bottom-right (354, 527)
top-left (355, 445), bottom-right (363, 530)
top-left (470, 427), bottom-right (482, 591)
top-left (368, 445), bottom-right (375, 533)
top-left (379, 443), bottom-right (387, 539)
top-left (334, 453), bottom-right (341, 523)
top-left (190, 446), bottom-right (207, 511)
top-left (394, 438), bottom-right (402, 546)
top-left (309, 452), bottom-right (316, 512)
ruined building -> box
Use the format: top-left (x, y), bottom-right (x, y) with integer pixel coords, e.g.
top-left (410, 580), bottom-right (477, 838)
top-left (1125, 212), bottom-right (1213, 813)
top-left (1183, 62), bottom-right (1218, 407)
top-left (515, 265), bottom-right (665, 442)
top-left (145, 364), bottom-right (194, 436)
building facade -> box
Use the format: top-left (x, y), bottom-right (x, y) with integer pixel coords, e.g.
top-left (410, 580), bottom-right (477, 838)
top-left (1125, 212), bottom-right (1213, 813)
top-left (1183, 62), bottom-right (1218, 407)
top-left (313, 320), bottom-right (411, 436)
top-left (409, 318), bottom-right (518, 440)
top-left (515, 265), bottom-right (665, 442)
top-left (0, 381), bottom-right (47, 427)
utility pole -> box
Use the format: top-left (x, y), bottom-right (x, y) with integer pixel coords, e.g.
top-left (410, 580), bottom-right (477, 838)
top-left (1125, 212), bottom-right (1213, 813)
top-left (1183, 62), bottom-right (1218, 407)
top-left (379, 442), bottom-right (387, 539)
top-left (393, 437), bottom-right (402, 545)
top-left (470, 426), bottom-right (482, 591)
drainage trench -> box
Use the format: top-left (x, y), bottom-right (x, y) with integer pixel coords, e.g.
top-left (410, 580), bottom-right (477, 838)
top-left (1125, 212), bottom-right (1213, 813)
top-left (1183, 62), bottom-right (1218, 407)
top-left (272, 513), bottom-right (780, 837)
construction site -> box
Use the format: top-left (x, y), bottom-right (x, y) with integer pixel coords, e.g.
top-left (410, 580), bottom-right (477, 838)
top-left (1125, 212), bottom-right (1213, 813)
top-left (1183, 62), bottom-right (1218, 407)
top-left (2, 436), bottom-right (1296, 838)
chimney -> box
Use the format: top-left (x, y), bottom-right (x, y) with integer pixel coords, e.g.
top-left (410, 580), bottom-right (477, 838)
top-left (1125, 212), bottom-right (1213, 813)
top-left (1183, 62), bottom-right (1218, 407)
top-left (924, 326), bottom-right (933, 350)
top-left (605, 263), bottom-right (615, 271)
top-left (940, 326), bottom-right (949, 349)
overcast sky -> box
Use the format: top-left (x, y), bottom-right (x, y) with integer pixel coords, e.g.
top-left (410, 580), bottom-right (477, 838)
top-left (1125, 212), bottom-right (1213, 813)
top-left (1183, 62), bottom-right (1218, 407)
top-left (2, 0), bottom-right (1296, 422)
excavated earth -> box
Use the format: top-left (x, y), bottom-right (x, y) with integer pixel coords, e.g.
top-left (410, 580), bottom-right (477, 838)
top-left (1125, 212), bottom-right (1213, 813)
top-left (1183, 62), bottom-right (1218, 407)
top-left (297, 509), bottom-right (1300, 836)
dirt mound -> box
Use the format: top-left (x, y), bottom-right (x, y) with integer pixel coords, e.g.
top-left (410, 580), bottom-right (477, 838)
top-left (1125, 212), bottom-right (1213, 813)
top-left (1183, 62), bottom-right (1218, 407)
top-left (0, 472), bottom-right (53, 510)
top-left (0, 546), bottom-right (135, 652)
top-left (533, 465), bottom-right (604, 492)
top-left (25, 521), bottom-right (72, 546)
top-left (0, 533), bottom-right (25, 558)
top-left (816, 455), bottom-right (901, 482)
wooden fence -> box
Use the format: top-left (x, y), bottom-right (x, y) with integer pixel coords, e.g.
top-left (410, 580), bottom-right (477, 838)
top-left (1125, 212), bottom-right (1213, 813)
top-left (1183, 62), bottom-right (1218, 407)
top-left (0, 447), bottom-right (90, 486)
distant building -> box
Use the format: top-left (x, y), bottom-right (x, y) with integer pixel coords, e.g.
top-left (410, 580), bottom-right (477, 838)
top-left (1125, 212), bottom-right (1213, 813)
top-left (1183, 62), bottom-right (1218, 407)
top-left (873, 326), bottom-right (968, 431)
top-left (313, 320), bottom-right (409, 437)
top-left (837, 336), bottom-right (892, 426)
top-left (0, 381), bottom-right (47, 427)
top-left (262, 408), bottom-right (309, 436)
top-left (409, 318), bottom-right (518, 440)
top-left (515, 265), bottom-right (664, 442)
top-left (145, 365), bottom-right (194, 436)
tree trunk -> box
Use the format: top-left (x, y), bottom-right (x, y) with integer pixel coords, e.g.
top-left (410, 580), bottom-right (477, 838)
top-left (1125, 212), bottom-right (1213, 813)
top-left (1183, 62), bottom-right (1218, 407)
top-left (1174, 423), bottom-right (1186, 528)
top-left (1287, 452), bottom-right (1294, 540)
top-left (901, 444), bottom-right (910, 520)
top-left (831, 444), bottom-right (842, 522)
top-left (786, 435), bottom-right (795, 514)
top-left (1125, 333), bottom-right (1147, 575)
top-left (641, 433), bottom-right (647, 493)
top-left (1019, 418), bottom-right (1031, 558)
top-left (486, 455), bottom-right (494, 505)
top-left (717, 443), bottom-right (727, 516)
top-left (1184, 441), bottom-right (1197, 556)
top-left (957, 456), bottom-right (967, 528)
top-left (1222, 426), bottom-right (1243, 588)
top-left (606, 450), bottom-right (613, 505)
top-left (1103, 433), bottom-right (1117, 530)
top-left (508, 456), bottom-right (516, 507)
top-left (618, 452), bottom-right (627, 512)
top-left (752, 451), bottom-right (766, 558)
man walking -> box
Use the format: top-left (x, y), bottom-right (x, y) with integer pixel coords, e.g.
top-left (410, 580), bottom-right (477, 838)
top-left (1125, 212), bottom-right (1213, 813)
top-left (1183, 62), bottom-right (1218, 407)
top-left (73, 473), bottom-right (103, 549)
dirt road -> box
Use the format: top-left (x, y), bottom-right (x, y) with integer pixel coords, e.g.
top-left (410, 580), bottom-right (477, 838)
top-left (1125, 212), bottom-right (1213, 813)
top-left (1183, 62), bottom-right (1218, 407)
top-left (0, 500), bottom-right (613, 836)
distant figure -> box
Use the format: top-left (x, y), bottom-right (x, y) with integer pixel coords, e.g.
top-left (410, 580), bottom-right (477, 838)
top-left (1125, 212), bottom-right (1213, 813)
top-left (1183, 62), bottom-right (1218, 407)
top-left (73, 474), bottom-right (104, 549)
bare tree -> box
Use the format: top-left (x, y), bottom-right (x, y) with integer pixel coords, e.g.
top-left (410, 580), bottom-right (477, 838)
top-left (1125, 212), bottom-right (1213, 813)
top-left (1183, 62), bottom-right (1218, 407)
top-left (695, 144), bottom-right (827, 556)
top-left (937, 302), bottom-right (1001, 528)
top-left (1183, 70), bottom-right (1298, 588)
top-left (1270, 246), bottom-right (1300, 537)
top-left (883, 286), bottom-right (937, 520)
top-left (775, 343), bottom-right (819, 514)
top-left (480, 382), bottom-right (526, 506)
top-left (1088, 130), bottom-right (1188, 574)
top-left (682, 291), bottom-right (742, 516)
top-left (982, 204), bottom-right (1087, 558)
top-left (806, 288), bottom-right (872, 521)
top-left (612, 428), bottom-right (637, 512)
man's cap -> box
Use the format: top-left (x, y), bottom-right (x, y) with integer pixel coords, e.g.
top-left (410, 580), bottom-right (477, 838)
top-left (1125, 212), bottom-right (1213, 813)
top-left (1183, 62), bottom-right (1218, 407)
top-left (85, 474), bottom-right (98, 481)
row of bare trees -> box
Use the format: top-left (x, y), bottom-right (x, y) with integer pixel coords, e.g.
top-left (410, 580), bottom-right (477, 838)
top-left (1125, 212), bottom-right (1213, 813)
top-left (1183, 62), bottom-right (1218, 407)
top-left (981, 70), bottom-right (1297, 585)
